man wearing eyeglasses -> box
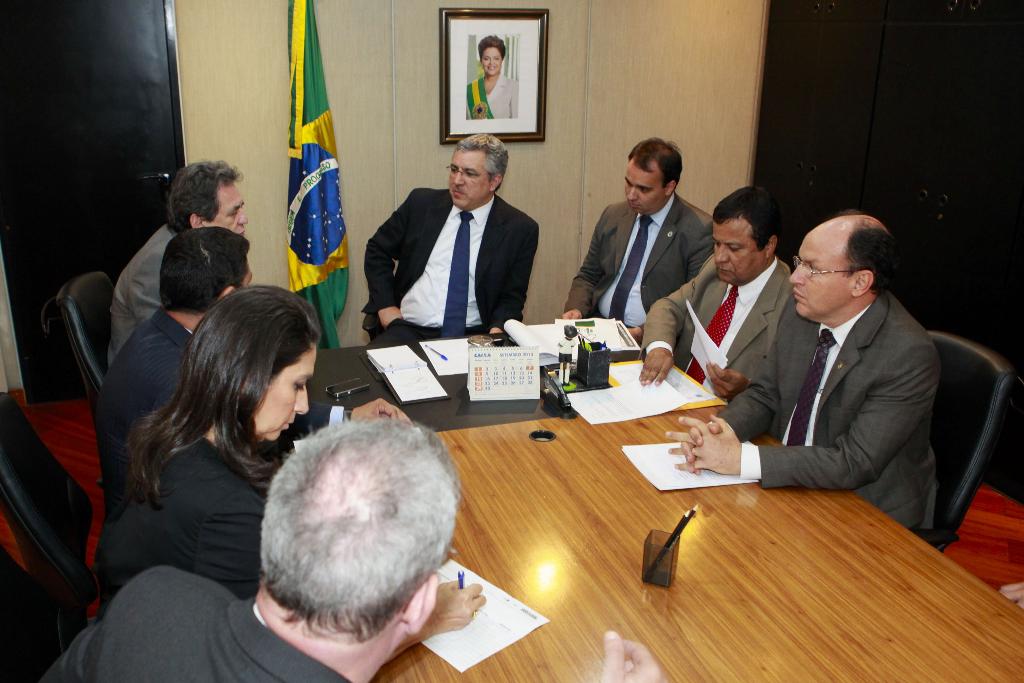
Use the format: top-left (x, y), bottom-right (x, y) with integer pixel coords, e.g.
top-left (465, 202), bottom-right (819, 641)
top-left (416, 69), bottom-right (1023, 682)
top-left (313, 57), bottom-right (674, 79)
top-left (638, 187), bottom-right (791, 400)
top-left (363, 134), bottom-right (539, 346)
top-left (670, 212), bottom-right (939, 528)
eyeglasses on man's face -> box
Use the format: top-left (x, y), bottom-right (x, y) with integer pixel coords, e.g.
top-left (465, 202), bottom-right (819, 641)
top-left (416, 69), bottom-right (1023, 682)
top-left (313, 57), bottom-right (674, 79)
top-left (447, 164), bottom-right (487, 180)
top-left (792, 255), bottom-right (857, 278)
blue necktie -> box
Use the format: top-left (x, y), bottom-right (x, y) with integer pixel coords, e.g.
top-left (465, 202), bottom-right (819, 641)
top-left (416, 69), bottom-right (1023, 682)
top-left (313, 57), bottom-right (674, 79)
top-left (609, 215), bottom-right (653, 322)
top-left (441, 211), bottom-right (473, 337)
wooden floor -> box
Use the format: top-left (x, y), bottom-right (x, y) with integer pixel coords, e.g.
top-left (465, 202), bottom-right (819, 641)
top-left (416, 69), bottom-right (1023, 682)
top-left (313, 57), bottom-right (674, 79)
top-left (3, 396), bottom-right (1024, 599)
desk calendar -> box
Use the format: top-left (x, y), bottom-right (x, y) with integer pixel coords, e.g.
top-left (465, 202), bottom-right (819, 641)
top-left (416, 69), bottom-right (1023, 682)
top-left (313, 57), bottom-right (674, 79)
top-left (468, 346), bottom-right (540, 401)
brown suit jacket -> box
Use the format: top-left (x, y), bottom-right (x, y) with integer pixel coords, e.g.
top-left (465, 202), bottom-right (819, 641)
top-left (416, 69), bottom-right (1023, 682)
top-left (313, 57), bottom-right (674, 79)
top-left (641, 258), bottom-right (792, 383)
top-left (562, 195), bottom-right (712, 318)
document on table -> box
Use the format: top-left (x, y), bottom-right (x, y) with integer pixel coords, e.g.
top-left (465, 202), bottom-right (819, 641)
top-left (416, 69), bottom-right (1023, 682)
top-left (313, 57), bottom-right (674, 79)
top-left (419, 338), bottom-right (470, 376)
top-left (622, 443), bottom-right (757, 490)
top-left (422, 560), bottom-right (549, 673)
top-left (503, 320), bottom-right (563, 364)
top-left (553, 317), bottom-right (639, 351)
top-left (608, 362), bottom-right (725, 410)
top-left (570, 376), bottom-right (687, 425)
top-left (686, 300), bottom-right (728, 379)
top-left (365, 346), bottom-right (448, 403)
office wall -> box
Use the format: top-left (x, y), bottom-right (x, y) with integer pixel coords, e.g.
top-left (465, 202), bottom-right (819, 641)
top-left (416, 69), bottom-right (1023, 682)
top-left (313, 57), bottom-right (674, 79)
top-left (173, 0), bottom-right (769, 346)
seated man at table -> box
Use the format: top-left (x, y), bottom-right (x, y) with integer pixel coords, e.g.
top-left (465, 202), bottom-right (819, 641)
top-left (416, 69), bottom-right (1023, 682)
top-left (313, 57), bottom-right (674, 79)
top-left (43, 421), bottom-right (662, 683)
top-left (671, 213), bottom-right (939, 528)
top-left (640, 186), bottom-right (791, 399)
top-left (363, 134), bottom-right (539, 346)
top-left (109, 160), bottom-right (248, 362)
top-left (562, 138), bottom-right (712, 342)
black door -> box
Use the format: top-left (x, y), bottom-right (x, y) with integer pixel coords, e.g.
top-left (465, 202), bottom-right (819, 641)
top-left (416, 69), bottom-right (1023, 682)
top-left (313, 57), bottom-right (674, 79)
top-left (0, 0), bottom-right (184, 402)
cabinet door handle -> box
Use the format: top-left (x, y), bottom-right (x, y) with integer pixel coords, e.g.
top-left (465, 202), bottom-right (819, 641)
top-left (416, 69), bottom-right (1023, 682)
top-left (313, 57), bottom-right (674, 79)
top-left (947, 0), bottom-right (961, 12)
top-left (968, 0), bottom-right (982, 10)
top-left (918, 189), bottom-right (929, 202)
top-left (937, 193), bottom-right (950, 207)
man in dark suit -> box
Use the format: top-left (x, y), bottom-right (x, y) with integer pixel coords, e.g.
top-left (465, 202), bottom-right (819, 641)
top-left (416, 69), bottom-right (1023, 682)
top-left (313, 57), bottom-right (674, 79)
top-left (562, 138), bottom-right (712, 342)
top-left (363, 134), bottom-right (539, 346)
top-left (671, 213), bottom-right (939, 528)
top-left (640, 187), bottom-right (791, 400)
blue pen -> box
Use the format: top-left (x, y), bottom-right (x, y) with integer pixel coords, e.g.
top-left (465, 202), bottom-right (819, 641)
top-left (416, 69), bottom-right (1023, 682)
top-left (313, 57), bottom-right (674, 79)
top-left (425, 344), bottom-right (449, 361)
top-left (458, 570), bottom-right (465, 589)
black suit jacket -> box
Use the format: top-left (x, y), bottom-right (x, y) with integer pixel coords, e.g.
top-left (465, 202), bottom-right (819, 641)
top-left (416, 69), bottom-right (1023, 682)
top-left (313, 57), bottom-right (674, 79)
top-left (43, 567), bottom-right (346, 682)
top-left (363, 188), bottom-right (539, 330)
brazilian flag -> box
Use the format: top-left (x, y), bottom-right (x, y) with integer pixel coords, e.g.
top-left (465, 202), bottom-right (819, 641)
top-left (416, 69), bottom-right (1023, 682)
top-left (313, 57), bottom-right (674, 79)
top-left (287, 0), bottom-right (347, 348)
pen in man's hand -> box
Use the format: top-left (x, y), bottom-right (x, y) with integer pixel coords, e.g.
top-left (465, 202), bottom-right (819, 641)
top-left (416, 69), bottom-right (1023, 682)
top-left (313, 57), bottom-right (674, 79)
top-left (425, 344), bottom-right (449, 361)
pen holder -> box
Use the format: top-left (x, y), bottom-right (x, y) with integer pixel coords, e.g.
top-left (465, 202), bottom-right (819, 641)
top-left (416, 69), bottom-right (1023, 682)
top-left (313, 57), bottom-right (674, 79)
top-left (641, 529), bottom-right (679, 587)
top-left (575, 346), bottom-right (610, 388)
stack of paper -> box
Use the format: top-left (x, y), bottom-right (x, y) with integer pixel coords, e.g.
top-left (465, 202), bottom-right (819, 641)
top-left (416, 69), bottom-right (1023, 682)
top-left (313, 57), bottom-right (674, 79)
top-left (423, 560), bottom-right (549, 672)
top-left (569, 376), bottom-right (688, 425)
top-left (622, 443), bottom-right (756, 490)
top-left (608, 362), bottom-right (724, 410)
top-left (365, 346), bottom-right (447, 403)
top-left (503, 320), bottom-right (564, 364)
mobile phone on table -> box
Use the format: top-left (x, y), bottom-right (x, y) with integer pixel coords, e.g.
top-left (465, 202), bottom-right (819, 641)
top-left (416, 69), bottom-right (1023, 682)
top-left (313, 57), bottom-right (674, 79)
top-left (326, 379), bottom-right (370, 399)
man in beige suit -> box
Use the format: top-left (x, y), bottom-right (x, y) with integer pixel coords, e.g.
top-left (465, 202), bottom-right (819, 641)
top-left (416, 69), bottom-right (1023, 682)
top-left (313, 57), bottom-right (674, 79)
top-left (640, 187), bottom-right (790, 400)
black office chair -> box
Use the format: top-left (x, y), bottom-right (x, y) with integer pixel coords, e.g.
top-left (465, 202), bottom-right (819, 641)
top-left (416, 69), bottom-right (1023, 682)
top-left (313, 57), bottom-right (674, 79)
top-left (914, 331), bottom-right (1017, 551)
top-left (0, 393), bottom-right (97, 653)
top-left (55, 271), bottom-right (113, 418)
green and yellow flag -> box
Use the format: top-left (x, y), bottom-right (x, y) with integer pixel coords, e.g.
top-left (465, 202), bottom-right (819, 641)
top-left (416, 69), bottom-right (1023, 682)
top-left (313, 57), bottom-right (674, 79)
top-left (287, 0), bottom-right (346, 348)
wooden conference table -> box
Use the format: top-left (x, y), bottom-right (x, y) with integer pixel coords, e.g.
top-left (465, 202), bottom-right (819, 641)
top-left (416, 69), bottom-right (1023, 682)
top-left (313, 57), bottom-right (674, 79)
top-left (313, 347), bottom-right (1024, 680)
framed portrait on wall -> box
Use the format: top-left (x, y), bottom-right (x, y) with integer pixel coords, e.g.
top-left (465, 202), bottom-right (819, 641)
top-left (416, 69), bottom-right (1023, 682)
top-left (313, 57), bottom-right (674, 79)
top-left (440, 8), bottom-right (549, 143)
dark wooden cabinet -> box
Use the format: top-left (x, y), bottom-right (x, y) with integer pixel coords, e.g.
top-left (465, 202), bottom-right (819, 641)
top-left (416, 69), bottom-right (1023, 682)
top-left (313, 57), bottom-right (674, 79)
top-left (754, 0), bottom-right (1024, 499)
top-left (753, 11), bottom-right (883, 259)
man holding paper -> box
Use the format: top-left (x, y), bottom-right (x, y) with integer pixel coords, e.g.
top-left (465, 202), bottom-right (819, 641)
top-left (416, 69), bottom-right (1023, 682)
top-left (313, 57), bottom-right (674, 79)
top-left (671, 214), bottom-right (939, 528)
top-left (640, 187), bottom-right (791, 399)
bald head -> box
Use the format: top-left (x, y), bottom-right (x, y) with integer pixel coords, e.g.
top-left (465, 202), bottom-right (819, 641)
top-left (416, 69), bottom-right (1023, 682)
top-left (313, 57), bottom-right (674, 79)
top-left (790, 213), bottom-right (896, 328)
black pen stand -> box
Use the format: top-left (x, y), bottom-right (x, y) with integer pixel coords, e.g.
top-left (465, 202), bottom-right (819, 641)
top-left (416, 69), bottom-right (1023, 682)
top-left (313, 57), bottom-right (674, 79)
top-left (573, 346), bottom-right (610, 390)
top-left (641, 529), bottom-right (678, 587)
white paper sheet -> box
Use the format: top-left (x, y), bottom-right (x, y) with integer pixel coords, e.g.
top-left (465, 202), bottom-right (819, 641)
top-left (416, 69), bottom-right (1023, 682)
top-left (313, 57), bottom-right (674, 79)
top-left (420, 339), bottom-right (471, 376)
top-left (685, 300), bottom-right (728, 383)
top-left (569, 377), bottom-right (687, 425)
top-left (422, 560), bottom-right (549, 673)
top-left (503, 320), bottom-right (563, 364)
top-left (366, 346), bottom-right (447, 402)
top-left (608, 362), bottom-right (722, 408)
top-left (622, 443), bottom-right (757, 490)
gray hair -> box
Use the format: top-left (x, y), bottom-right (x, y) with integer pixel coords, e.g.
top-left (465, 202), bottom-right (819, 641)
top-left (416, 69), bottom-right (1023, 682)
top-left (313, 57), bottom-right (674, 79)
top-left (166, 160), bottom-right (241, 233)
top-left (455, 134), bottom-right (508, 177)
top-left (260, 420), bottom-right (460, 641)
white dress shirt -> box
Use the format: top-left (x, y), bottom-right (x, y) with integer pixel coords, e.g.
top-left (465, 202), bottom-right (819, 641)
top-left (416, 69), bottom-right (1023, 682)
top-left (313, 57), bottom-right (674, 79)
top-left (647, 260), bottom-right (779, 393)
top-left (738, 304), bottom-right (872, 479)
top-left (400, 198), bottom-right (494, 328)
top-left (596, 195), bottom-right (675, 328)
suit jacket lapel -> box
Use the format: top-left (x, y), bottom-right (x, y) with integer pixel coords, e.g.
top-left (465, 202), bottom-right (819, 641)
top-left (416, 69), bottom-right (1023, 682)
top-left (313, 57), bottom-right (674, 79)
top-left (725, 260), bottom-right (786, 362)
top-left (819, 293), bottom-right (890, 406)
top-left (643, 194), bottom-right (682, 278)
top-left (410, 193), bottom-right (454, 278)
top-left (475, 195), bottom-right (507, 279)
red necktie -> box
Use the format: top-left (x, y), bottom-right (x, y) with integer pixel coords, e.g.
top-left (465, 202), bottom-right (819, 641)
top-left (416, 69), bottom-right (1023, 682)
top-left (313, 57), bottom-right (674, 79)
top-left (686, 285), bottom-right (738, 384)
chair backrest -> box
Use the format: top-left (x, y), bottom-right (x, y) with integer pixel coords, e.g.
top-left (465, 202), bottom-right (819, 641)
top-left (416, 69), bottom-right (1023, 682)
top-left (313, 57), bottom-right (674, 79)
top-left (56, 271), bottom-right (113, 415)
top-left (0, 393), bottom-right (96, 648)
top-left (929, 331), bottom-right (1017, 533)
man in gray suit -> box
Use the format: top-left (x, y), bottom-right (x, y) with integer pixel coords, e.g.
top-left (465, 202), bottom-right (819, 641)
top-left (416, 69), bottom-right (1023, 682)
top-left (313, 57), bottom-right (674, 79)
top-left (671, 213), bottom-right (938, 528)
top-left (562, 138), bottom-right (712, 342)
top-left (639, 187), bottom-right (791, 400)
top-left (108, 160), bottom-right (248, 363)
